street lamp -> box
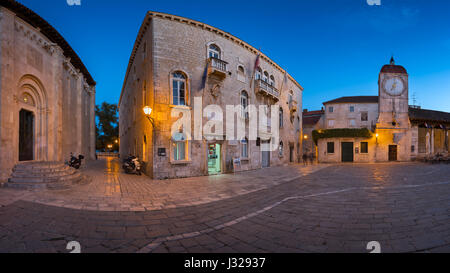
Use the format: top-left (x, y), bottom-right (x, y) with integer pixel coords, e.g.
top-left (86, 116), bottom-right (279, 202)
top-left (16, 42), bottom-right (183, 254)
top-left (143, 106), bottom-right (155, 127)
top-left (304, 135), bottom-right (308, 140)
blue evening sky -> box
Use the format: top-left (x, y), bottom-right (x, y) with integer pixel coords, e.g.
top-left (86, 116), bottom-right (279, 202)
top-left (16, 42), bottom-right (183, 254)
top-left (16, 0), bottom-right (450, 112)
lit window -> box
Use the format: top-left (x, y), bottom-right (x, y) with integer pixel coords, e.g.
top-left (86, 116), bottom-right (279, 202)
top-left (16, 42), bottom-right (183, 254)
top-left (173, 141), bottom-right (187, 161)
top-left (208, 44), bottom-right (221, 59)
top-left (172, 72), bottom-right (187, 106)
top-left (241, 138), bottom-right (249, 158)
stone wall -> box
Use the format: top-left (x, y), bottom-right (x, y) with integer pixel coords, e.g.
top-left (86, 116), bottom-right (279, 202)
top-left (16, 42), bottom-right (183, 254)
top-left (0, 8), bottom-right (95, 182)
top-left (119, 13), bottom-right (303, 179)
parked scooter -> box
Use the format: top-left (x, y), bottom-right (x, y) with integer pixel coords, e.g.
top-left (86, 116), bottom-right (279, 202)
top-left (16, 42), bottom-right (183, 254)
top-left (66, 153), bottom-right (85, 169)
top-left (122, 155), bottom-right (142, 175)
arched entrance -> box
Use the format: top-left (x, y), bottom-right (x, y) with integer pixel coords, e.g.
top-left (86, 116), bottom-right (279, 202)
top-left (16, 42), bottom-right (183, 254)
top-left (16, 75), bottom-right (48, 162)
top-left (19, 109), bottom-right (35, 161)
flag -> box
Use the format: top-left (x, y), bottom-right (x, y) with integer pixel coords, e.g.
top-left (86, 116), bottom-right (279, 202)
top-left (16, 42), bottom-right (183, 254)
top-left (250, 50), bottom-right (261, 88)
top-left (200, 59), bottom-right (209, 90)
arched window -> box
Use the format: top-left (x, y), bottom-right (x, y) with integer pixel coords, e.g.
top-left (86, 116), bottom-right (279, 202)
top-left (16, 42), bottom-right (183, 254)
top-left (255, 67), bottom-right (262, 80)
top-left (279, 141), bottom-right (284, 157)
top-left (237, 65), bottom-right (245, 82)
top-left (172, 72), bottom-right (187, 106)
top-left (241, 137), bottom-right (249, 158)
top-left (288, 90), bottom-right (294, 103)
top-left (240, 91), bottom-right (249, 119)
top-left (208, 44), bottom-right (221, 59)
top-left (270, 75), bottom-right (275, 86)
top-left (263, 71), bottom-right (269, 83)
top-left (279, 107), bottom-right (284, 128)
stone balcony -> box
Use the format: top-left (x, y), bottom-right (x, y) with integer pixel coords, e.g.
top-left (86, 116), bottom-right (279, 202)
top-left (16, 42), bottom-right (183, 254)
top-left (208, 57), bottom-right (228, 79)
top-left (255, 79), bottom-right (279, 101)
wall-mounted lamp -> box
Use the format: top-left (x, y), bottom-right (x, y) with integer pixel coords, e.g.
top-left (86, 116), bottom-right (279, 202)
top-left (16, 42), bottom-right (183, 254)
top-left (375, 133), bottom-right (379, 144)
top-left (143, 106), bottom-right (155, 127)
top-left (304, 135), bottom-right (308, 140)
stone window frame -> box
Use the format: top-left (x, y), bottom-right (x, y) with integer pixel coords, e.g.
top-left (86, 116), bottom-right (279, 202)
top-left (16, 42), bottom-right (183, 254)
top-left (263, 71), bottom-right (269, 83)
top-left (270, 75), bottom-right (275, 87)
top-left (360, 142), bottom-right (369, 154)
top-left (279, 106), bottom-right (284, 129)
top-left (169, 69), bottom-right (190, 107)
top-left (241, 137), bottom-right (249, 159)
top-left (279, 141), bottom-right (284, 157)
top-left (237, 65), bottom-right (246, 83)
top-left (240, 90), bottom-right (249, 119)
top-left (349, 105), bottom-right (355, 113)
top-left (328, 119), bottom-right (335, 128)
top-left (255, 67), bottom-right (262, 80)
top-left (349, 119), bottom-right (356, 127)
top-left (327, 142), bottom-right (335, 154)
top-left (206, 41), bottom-right (224, 60)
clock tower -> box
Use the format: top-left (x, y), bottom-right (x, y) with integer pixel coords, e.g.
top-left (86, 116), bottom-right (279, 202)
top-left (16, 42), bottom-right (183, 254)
top-left (376, 57), bottom-right (411, 161)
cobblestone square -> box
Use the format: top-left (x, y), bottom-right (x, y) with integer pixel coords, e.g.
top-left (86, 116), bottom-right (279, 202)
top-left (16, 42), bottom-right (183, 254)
top-left (0, 158), bottom-right (449, 253)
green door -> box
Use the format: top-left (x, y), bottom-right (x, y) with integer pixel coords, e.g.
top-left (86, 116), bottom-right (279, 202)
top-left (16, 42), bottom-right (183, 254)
top-left (341, 142), bottom-right (354, 162)
top-left (208, 144), bottom-right (221, 175)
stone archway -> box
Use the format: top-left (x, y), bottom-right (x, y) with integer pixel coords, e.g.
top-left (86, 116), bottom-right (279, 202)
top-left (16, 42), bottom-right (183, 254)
top-left (16, 75), bottom-right (48, 162)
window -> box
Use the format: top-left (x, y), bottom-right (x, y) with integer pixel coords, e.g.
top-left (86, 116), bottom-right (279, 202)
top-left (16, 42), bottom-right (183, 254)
top-left (328, 119), bottom-right (335, 128)
top-left (240, 91), bottom-right (249, 119)
top-left (142, 81), bottom-right (147, 107)
top-left (237, 66), bottom-right (245, 82)
top-left (329, 106), bottom-right (334, 113)
top-left (173, 141), bottom-right (187, 161)
top-left (327, 142), bottom-right (335, 154)
top-left (255, 68), bottom-right (262, 80)
top-left (208, 44), bottom-right (221, 59)
top-left (349, 119), bottom-right (356, 127)
top-left (361, 111), bottom-right (368, 122)
top-left (270, 75), bottom-right (275, 86)
top-left (279, 141), bottom-right (284, 157)
top-left (263, 71), bottom-right (269, 83)
top-left (241, 138), bottom-right (249, 158)
top-left (350, 106), bottom-right (355, 112)
top-left (172, 72), bottom-right (187, 106)
top-left (411, 145), bottom-right (415, 153)
top-left (288, 91), bottom-right (293, 103)
top-left (360, 142), bottom-right (368, 153)
top-left (279, 107), bottom-right (284, 128)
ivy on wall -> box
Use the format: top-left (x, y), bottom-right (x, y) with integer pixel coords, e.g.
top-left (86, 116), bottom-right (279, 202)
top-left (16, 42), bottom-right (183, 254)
top-left (312, 128), bottom-right (373, 145)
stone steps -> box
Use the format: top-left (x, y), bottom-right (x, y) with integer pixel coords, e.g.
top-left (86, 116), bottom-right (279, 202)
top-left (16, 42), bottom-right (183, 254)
top-left (5, 161), bottom-right (87, 190)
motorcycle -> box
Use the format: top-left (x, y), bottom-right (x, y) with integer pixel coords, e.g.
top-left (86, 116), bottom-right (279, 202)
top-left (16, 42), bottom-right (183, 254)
top-left (122, 155), bottom-right (142, 175)
top-left (67, 153), bottom-right (85, 169)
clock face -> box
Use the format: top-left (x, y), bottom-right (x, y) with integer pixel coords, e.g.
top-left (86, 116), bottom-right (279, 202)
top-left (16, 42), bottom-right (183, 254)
top-left (383, 77), bottom-right (405, 96)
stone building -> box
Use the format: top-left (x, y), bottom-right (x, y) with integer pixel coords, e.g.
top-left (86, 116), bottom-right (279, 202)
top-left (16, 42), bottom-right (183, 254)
top-left (314, 58), bottom-right (450, 163)
top-left (302, 109), bottom-right (324, 156)
top-left (119, 11), bottom-right (303, 179)
top-left (0, 0), bottom-right (96, 183)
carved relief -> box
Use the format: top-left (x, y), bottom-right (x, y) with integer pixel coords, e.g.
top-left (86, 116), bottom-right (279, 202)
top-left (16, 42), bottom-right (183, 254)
top-left (210, 84), bottom-right (221, 99)
top-left (14, 20), bottom-right (56, 56)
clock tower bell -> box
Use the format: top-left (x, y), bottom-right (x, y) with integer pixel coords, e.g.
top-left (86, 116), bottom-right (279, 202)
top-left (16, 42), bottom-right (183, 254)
top-left (376, 57), bottom-right (411, 161)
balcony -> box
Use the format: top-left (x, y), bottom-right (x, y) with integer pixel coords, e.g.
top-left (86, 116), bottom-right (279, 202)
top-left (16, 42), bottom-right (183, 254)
top-left (255, 79), bottom-right (279, 101)
top-left (208, 57), bottom-right (228, 79)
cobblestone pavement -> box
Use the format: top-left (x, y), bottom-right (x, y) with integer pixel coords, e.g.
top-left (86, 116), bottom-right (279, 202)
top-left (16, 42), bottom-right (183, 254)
top-left (0, 159), bottom-right (449, 253)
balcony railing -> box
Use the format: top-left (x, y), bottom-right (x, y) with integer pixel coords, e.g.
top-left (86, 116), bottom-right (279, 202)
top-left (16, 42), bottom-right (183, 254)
top-left (208, 57), bottom-right (228, 79)
top-left (255, 79), bottom-right (279, 101)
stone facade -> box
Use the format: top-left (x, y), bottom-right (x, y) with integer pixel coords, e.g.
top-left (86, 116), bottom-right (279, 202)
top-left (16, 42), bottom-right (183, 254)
top-left (0, 2), bottom-right (96, 183)
top-left (315, 60), bottom-right (449, 163)
top-left (119, 12), bottom-right (303, 179)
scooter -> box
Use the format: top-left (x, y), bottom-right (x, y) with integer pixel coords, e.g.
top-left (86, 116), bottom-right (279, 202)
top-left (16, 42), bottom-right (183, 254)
top-left (122, 155), bottom-right (142, 175)
top-left (67, 153), bottom-right (85, 169)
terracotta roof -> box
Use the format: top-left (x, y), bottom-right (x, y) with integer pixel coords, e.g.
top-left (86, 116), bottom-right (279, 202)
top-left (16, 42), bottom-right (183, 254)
top-left (303, 110), bottom-right (324, 126)
top-left (0, 0), bottom-right (95, 86)
top-left (409, 107), bottom-right (450, 124)
top-left (380, 64), bottom-right (408, 74)
top-left (323, 96), bottom-right (379, 105)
